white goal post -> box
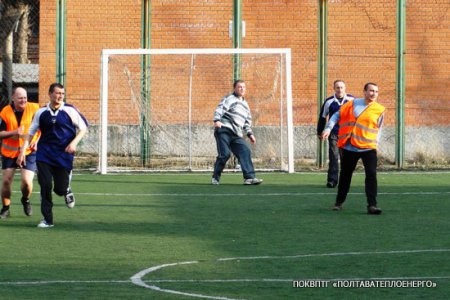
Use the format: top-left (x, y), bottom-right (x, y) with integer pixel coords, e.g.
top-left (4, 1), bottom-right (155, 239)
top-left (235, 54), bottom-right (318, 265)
top-left (99, 48), bottom-right (294, 174)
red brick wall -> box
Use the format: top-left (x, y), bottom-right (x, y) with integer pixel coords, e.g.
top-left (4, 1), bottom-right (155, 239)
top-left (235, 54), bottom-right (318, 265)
top-left (152, 0), bottom-right (231, 48)
top-left (327, 0), bottom-right (449, 127)
top-left (38, 0), bottom-right (450, 127)
top-left (39, 0), bottom-right (142, 123)
top-left (327, 0), bottom-right (398, 126)
top-left (38, 0), bottom-right (57, 100)
top-left (404, 2), bottom-right (449, 126)
top-left (243, 0), bottom-right (318, 125)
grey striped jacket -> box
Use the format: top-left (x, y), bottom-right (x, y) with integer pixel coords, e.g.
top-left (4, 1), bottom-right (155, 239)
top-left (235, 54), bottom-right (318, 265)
top-left (213, 93), bottom-right (253, 138)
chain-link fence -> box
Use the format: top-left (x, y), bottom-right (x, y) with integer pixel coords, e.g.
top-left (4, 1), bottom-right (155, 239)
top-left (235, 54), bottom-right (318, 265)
top-left (0, 0), bottom-right (39, 108)
top-left (1, 1), bottom-right (448, 171)
top-left (325, 0), bottom-right (449, 167)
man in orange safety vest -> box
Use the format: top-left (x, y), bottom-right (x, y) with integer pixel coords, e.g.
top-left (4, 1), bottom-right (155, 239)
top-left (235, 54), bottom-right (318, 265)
top-left (0, 87), bottom-right (40, 219)
top-left (321, 82), bottom-right (385, 215)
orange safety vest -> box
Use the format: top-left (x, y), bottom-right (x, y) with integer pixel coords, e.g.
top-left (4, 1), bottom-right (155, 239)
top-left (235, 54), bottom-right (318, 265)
top-left (337, 100), bottom-right (385, 149)
top-left (0, 102), bottom-right (40, 158)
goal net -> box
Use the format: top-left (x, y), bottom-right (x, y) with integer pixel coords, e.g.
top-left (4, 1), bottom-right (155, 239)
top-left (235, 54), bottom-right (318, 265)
top-left (99, 48), bottom-right (293, 174)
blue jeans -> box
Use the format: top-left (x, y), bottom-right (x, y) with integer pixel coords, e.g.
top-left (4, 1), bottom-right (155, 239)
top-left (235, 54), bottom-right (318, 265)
top-left (213, 127), bottom-right (255, 180)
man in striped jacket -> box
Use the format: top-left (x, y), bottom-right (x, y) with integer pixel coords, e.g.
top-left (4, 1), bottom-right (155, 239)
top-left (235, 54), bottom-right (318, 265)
top-left (211, 80), bottom-right (263, 185)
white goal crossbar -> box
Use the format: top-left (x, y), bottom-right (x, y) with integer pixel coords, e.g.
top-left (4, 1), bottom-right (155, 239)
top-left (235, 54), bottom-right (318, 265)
top-left (99, 48), bottom-right (294, 174)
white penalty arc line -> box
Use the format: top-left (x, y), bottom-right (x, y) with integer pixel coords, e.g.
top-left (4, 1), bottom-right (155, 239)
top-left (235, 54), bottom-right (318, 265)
top-left (131, 261), bottom-right (243, 300)
top-left (1, 249), bottom-right (450, 300)
top-left (130, 249), bottom-right (450, 300)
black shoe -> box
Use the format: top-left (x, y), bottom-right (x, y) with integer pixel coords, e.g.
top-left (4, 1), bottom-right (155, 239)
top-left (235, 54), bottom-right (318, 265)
top-left (21, 198), bottom-right (32, 216)
top-left (326, 182), bottom-right (337, 188)
top-left (367, 206), bottom-right (382, 215)
top-left (0, 207), bottom-right (10, 219)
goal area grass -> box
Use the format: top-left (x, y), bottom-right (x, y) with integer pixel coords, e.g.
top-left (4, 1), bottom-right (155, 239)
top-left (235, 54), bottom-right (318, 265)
top-left (1, 171), bottom-right (449, 299)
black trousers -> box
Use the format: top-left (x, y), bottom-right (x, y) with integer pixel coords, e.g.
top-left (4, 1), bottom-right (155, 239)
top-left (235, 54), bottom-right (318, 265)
top-left (37, 161), bottom-right (71, 224)
top-left (327, 133), bottom-right (341, 184)
top-left (336, 149), bottom-right (378, 207)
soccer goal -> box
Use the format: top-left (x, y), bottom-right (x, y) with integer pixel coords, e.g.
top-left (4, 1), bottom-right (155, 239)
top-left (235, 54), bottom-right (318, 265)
top-left (99, 48), bottom-right (293, 174)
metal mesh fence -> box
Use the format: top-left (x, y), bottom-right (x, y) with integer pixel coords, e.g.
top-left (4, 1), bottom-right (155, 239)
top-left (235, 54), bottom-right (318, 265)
top-left (0, 0), bottom-right (39, 107)
top-left (326, 0), bottom-right (449, 166)
top-left (1, 0), bottom-right (448, 170)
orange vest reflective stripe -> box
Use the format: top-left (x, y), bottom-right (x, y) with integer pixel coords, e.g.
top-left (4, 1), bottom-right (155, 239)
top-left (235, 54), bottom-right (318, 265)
top-left (337, 100), bottom-right (385, 149)
top-left (0, 102), bottom-right (40, 158)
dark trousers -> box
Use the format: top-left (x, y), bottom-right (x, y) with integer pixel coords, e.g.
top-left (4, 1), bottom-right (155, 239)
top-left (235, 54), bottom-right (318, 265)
top-left (213, 127), bottom-right (255, 180)
top-left (37, 161), bottom-right (71, 224)
top-left (327, 133), bottom-right (340, 184)
top-left (336, 149), bottom-right (378, 207)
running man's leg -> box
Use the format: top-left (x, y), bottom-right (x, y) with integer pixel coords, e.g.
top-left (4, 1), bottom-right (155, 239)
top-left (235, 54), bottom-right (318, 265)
top-left (37, 162), bottom-right (54, 224)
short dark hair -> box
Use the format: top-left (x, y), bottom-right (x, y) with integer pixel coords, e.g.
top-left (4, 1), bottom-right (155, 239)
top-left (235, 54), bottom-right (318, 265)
top-left (233, 79), bottom-right (245, 88)
top-left (364, 82), bottom-right (377, 91)
top-left (333, 80), bottom-right (345, 87)
top-left (49, 83), bottom-right (64, 93)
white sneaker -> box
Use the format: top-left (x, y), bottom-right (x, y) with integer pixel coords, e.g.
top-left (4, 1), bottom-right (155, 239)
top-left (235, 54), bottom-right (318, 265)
top-left (64, 191), bottom-right (75, 208)
top-left (243, 178), bottom-right (263, 185)
top-left (37, 220), bottom-right (54, 228)
top-left (211, 178), bottom-right (220, 185)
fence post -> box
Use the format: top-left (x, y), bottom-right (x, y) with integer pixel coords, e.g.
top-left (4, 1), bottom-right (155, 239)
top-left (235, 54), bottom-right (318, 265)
top-left (396, 0), bottom-right (406, 168)
top-left (317, 0), bottom-right (328, 169)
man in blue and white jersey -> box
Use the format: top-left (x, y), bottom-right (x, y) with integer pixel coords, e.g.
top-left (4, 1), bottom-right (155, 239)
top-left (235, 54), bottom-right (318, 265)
top-left (18, 83), bottom-right (88, 228)
top-left (317, 80), bottom-right (354, 188)
top-left (211, 80), bottom-right (263, 185)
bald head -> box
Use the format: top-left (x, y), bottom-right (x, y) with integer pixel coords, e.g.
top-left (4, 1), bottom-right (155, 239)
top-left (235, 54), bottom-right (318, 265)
top-left (12, 87), bottom-right (28, 111)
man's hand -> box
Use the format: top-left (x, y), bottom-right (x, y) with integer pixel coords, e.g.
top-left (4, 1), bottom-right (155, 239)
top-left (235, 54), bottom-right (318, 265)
top-left (29, 141), bottom-right (38, 151)
top-left (321, 131), bottom-right (330, 140)
top-left (249, 134), bottom-right (256, 144)
top-left (17, 125), bottom-right (25, 136)
top-left (214, 121), bottom-right (222, 128)
top-left (16, 152), bottom-right (26, 168)
top-left (65, 142), bottom-right (77, 154)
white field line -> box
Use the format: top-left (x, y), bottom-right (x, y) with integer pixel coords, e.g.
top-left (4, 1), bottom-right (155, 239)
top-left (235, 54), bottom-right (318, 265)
top-left (130, 249), bottom-right (450, 300)
top-left (0, 280), bottom-right (130, 285)
top-left (130, 261), bottom-right (240, 300)
top-left (18, 191), bottom-right (450, 197)
top-left (145, 276), bottom-right (450, 283)
top-left (2, 249), bottom-right (450, 299)
top-left (217, 249), bottom-right (450, 261)
top-left (71, 171), bottom-right (450, 176)
top-left (1, 276), bottom-right (449, 285)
